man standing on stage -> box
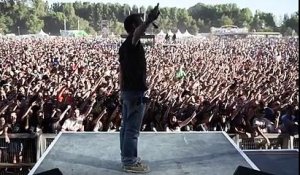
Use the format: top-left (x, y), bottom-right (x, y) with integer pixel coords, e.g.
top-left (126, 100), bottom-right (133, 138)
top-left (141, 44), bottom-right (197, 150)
top-left (118, 3), bottom-right (160, 173)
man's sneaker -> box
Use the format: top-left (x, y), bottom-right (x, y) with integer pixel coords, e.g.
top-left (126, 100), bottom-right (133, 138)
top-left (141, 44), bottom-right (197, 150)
top-left (122, 162), bottom-right (150, 173)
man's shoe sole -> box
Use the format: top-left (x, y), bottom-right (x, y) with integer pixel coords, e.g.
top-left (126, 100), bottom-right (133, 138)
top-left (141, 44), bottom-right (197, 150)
top-left (123, 169), bottom-right (150, 174)
top-left (122, 167), bottom-right (150, 174)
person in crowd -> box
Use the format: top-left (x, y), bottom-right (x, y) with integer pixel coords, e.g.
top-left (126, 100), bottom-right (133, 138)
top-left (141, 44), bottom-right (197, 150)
top-left (0, 30), bottom-right (298, 163)
top-left (6, 112), bottom-right (23, 164)
top-left (280, 105), bottom-right (298, 136)
top-left (165, 110), bottom-right (197, 132)
top-left (0, 116), bottom-right (9, 162)
top-left (61, 106), bottom-right (84, 132)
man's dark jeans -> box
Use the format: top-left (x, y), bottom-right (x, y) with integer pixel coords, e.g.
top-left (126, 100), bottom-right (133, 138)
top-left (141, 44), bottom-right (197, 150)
top-left (120, 91), bottom-right (145, 165)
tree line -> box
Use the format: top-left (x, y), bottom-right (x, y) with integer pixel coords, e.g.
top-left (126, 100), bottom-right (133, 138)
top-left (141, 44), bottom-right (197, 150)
top-left (0, 0), bottom-right (298, 36)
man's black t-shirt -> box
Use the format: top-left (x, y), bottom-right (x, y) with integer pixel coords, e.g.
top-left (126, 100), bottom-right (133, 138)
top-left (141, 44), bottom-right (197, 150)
top-left (119, 35), bottom-right (148, 91)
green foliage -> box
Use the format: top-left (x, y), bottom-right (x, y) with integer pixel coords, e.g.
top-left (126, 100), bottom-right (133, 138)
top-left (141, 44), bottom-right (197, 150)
top-left (25, 14), bottom-right (44, 33)
top-left (250, 13), bottom-right (263, 31)
top-left (283, 12), bottom-right (298, 34)
top-left (236, 8), bottom-right (252, 27)
top-left (43, 12), bottom-right (65, 35)
top-left (258, 12), bottom-right (276, 29)
top-left (32, 0), bottom-right (47, 17)
top-left (0, 15), bottom-right (9, 33)
top-left (219, 15), bottom-right (234, 26)
top-left (0, 1), bottom-right (297, 35)
top-left (283, 27), bottom-right (294, 36)
top-left (279, 12), bottom-right (298, 36)
top-left (110, 20), bottom-right (125, 35)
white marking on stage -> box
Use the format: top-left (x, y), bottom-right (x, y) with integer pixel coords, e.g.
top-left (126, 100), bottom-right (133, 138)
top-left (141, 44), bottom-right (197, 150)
top-left (183, 136), bottom-right (189, 144)
top-left (222, 131), bottom-right (260, 171)
top-left (28, 132), bottom-right (62, 175)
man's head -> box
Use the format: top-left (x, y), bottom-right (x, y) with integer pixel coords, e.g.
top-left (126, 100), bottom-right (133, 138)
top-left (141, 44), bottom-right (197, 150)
top-left (74, 108), bottom-right (80, 118)
top-left (0, 117), bottom-right (5, 126)
top-left (124, 14), bottom-right (143, 34)
top-left (87, 114), bottom-right (94, 121)
top-left (10, 112), bottom-right (17, 123)
top-left (285, 105), bottom-right (294, 115)
top-left (38, 110), bottom-right (44, 118)
top-left (170, 114), bottom-right (177, 124)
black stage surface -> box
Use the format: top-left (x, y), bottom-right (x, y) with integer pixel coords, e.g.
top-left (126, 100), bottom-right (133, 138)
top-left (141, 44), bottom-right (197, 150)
top-left (29, 132), bottom-right (259, 175)
top-left (244, 149), bottom-right (299, 175)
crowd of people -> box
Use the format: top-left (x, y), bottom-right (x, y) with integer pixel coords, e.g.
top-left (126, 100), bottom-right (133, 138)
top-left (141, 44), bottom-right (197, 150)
top-left (0, 36), bottom-right (299, 163)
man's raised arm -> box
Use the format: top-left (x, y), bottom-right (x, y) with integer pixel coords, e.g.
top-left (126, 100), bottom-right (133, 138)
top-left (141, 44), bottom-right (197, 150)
top-left (132, 3), bottom-right (160, 45)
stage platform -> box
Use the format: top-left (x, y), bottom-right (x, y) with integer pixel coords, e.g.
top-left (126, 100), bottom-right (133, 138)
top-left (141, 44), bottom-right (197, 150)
top-left (29, 132), bottom-right (259, 175)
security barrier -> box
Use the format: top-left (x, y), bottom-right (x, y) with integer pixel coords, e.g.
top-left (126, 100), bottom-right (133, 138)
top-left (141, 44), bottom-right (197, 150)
top-left (231, 133), bottom-right (299, 150)
top-left (0, 134), bottom-right (36, 175)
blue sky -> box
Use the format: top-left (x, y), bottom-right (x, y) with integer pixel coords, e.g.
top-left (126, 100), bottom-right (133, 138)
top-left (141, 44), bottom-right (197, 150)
top-left (48, 0), bottom-right (298, 17)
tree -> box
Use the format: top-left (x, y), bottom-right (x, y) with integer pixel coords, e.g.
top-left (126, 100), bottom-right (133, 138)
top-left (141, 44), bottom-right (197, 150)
top-left (73, 1), bottom-right (92, 21)
top-left (140, 6), bottom-right (146, 15)
top-left (106, 3), bottom-right (116, 20)
top-left (112, 3), bottom-right (122, 21)
top-left (274, 15), bottom-right (283, 27)
top-left (169, 7), bottom-right (178, 22)
top-left (236, 8), bottom-right (252, 27)
top-left (219, 15), bottom-right (233, 26)
top-left (0, 15), bottom-right (9, 34)
top-left (43, 12), bottom-right (65, 35)
top-left (284, 12), bottom-right (299, 34)
top-left (283, 27), bottom-right (294, 36)
top-left (32, 0), bottom-right (47, 17)
top-left (196, 18), bottom-right (207, 32)
top-left (132, 5), bottom-right (138, 14)
top-left (51, 3), bottom-right (63, 12)
top-left (89, 3), bottom-right (103, 31)
top-left (250, 13), bottom-right (264, 31)
top-left (25, 14), bottom-right (44, 33)
top-left (110, 20), bottom-right (125, 35)
top-left (177, 9), bottom-right (193, 32)
top-left (5, 1), bottom-right (30, 34)
top-left (0, 1), bottom-right (295, 35)
top-left (62, 3), bottom-right (76, 18)
top-left (187, 19), bottom-right (198, 34)
top-left (259, 12), bottom-right (276, 29)
top-left (123, 4), bottom-right (131, 19)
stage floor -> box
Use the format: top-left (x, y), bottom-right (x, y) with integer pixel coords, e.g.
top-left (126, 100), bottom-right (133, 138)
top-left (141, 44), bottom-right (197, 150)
top-left (29, 132), bottom-right (258, 175)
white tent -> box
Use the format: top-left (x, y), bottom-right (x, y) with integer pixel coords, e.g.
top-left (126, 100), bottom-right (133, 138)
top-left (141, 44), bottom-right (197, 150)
top-left (175, 29), bottom-right (183, 38)
top-left (167, 30), bottom-right (173, 36)
top-left (36, 29), bottom-right (49, 37)
top-left (5, 33), bottom-right (16, 37)
top-left (110, 32), bottom-right (115, 38)
top-left (182, 30), bottom-right (193, 38)
top-left (157, 30), bottom-right (165, 36)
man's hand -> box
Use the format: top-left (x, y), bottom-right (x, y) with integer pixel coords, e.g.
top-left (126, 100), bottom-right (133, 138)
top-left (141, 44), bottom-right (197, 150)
top-left (265, 138), bottom-right (271, 147)
top-left (5, 136), bottom-right (10, 143)
top-left (132, 5), bottom-right (159, 45)
top-left (31, 101), bottom-right (37, 107)
top-left (146, 3), bottom-right (160, 25)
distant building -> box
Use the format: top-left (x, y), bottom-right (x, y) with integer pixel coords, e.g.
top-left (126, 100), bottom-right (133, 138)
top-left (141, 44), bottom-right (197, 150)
top-left (60, 30), bottom-right (88, 37)
top-left (210, 25), bottom-right (248, 36)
